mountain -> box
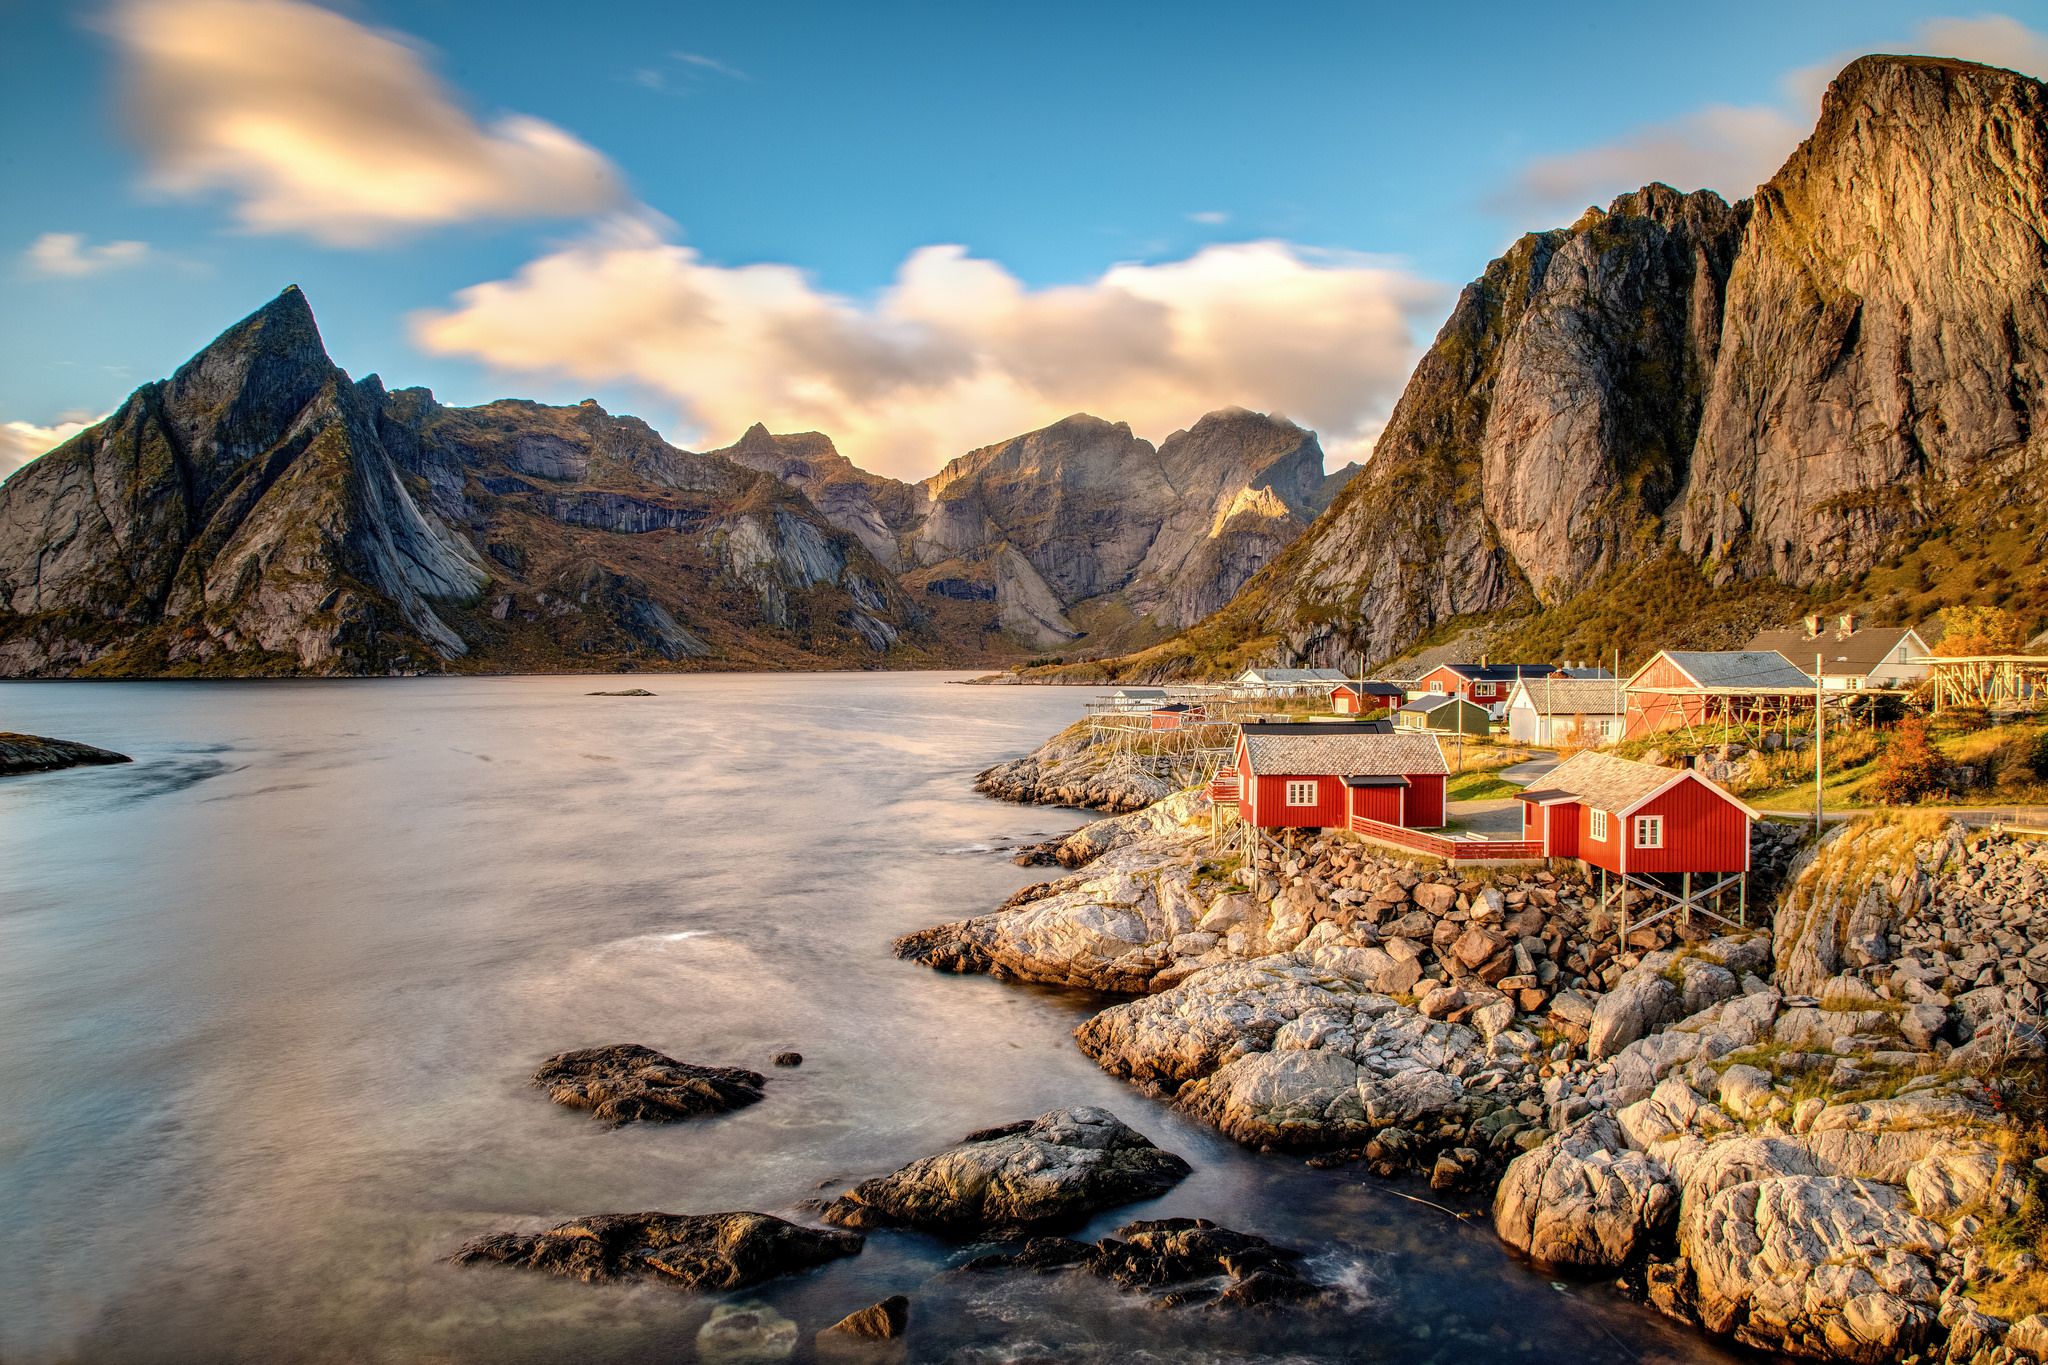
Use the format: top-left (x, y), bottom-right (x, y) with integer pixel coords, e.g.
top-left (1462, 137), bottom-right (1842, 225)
top-left (0, 288), bottom-right (928, 676)
top-left (715, 406), bottom-right (1354, 652)
top-left (1082, 54), bottom-right (2048, 680)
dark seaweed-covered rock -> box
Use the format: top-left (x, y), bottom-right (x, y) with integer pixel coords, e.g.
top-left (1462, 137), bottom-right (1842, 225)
top-left (533, 1044), bottom-right (765, 1125)
top-left (966, 1217), bottom-right (1320, 1310)
top-left (0, 733), bottom-right (131, 776)
top-left (453, 1210), bottom-right (862, 1289)
top-left (822, 1107), bottom-right (1189, 1236)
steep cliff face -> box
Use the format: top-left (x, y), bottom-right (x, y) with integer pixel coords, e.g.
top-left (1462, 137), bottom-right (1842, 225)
top-left (1160, 55), bottom-right (2047, 675)
top-left (708, 424), bottom-right (925, 570)
top-left (1222, 184), bottom-right (1745, 665)
top-left (0, 290), bottom-right (928, 676)
top-left (1680, 55), bottom-right (2048, 581)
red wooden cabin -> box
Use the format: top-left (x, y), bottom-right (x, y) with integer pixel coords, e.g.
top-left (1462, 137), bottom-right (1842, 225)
top-left (1415, 662), bottom-right (1592, 710)
top-left (1150, 702), bottom-right (1206, 730)
top-left (1330, 681), bottom-right (1406, 715)
top-left (1622, 650), bottom-right (1814, 741)
top-left (1514, 751), bottom-right (1756, 875)
top-left (1232, 727), bottom-right (1448, 832)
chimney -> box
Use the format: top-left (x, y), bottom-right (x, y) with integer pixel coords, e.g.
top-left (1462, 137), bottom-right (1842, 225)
top-left (1837, 612), bottom-right (1859, 633)
top-left (1803, 613), bottom-right (1823, 635)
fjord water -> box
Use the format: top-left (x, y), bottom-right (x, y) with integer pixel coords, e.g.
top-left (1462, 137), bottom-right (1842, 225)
top-left (0, 675), bottom-right (1733, 1365)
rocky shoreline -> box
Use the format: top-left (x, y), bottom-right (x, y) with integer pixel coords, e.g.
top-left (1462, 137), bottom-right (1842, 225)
top-left (0, 732), bottom-right (131, 776)
top-left (973, 719), bottom-right (1173, 814)
top-left (902, 779), bottom-right (2048, 1363)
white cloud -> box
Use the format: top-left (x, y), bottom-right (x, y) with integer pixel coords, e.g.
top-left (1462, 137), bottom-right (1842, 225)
top-left (0, 417), bottom-right (98, 483)
top-left (106, 0), bottom-right (626, 245)
top-left (1187, 210), bottom-right (1230, 226)
top-left (1493, 12), bottom-right (2048, 222)
top-left (672, 50), bottom-right (748, 81)
top-left (21, 232), bottom-right (151, 277)
top-left (412, 220), bottom-right (1444, 480)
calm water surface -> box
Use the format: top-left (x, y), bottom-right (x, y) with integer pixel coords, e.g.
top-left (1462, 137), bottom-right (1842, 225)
top-left (0, 674), bottom-right (1741, 1364)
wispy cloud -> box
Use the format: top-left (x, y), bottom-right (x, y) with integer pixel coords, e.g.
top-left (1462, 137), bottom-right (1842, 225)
top-left (412, 219), bottom-right (1445, 479)
top-left (105, 0), bottom-right (626, 245)
top-left (1186, 210), bottom-right (1229, 226)
top-left (672, 50), bottom-right (748, 81)
top-left (1490, 11), bottom-right (2048, 222)
top-left (21, 232), bottom-right (150, 277)
top-left (0, 414), bottom-right (101, 482)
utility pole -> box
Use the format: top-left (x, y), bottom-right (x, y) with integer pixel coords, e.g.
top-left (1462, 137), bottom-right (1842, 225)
top-left (1814, 652), bottom-right (1825, 835)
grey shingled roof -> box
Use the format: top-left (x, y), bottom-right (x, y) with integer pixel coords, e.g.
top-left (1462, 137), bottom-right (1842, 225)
top-left (1652, 650), bottom-right (1815, 691)
top-left (1242, 667), bottom-right (1351, 684)
top-left (1242, 730), bottom-right (1449, 778)
top-left (1522, 751), bottom-right (1679, 812)
top-left (1744, 625), bottom-right (1924, 679)
top-left (1512, 678), bottom-right (1625, 715)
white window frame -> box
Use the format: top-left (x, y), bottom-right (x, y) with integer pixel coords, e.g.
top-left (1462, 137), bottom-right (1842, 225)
top-left (1634, 814), bottom-right (1664, 849)
top-left (1474, 681), bottom-right (1493, 698)
top-left (1590, 808), bottom-right (1609, 841)
top-left (1284, 780), bottom-right (1318, 807)
top-left (1429, 679), bottom-right (1444, 693)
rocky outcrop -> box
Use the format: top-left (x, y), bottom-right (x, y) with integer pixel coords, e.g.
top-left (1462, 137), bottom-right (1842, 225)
top-left (453, 1210), bottom-right (862, 1289)
top-left (1492, 1113), bottom-right (1676, 1268)
top-left (971, 720), bottom-right (1174, 814)
top-left (0, 290), bottom-right (929, 677)
top-left (0, 732), bottom-right (132, 776)
top-left (963, 1217), bottom-right (1321, 1310)
top-left (820, 1108), bottom-right (1190, 1236)
top-left (531, 1044), bottom-right (766, 1125)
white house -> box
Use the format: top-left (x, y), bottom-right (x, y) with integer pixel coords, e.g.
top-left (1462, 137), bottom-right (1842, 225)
top-left (1745, 615), bottom-right (1933, 691)
top-left (1505, 677), bottom-right (1625, 746)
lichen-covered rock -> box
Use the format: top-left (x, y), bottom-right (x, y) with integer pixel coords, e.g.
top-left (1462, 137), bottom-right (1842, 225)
top-left (821, 1108), bottom-right (1189, 1236)
top-left (1494, 1114), bottom-right (1677, 1269)
top-left (453, 1211), bottom-right (862, 1289)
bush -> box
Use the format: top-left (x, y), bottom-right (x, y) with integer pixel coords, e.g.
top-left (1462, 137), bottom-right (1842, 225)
top-left (2030, 729), bottom-right (2048, 783)
top-left (1867, 717), bottom-right (1951, 805)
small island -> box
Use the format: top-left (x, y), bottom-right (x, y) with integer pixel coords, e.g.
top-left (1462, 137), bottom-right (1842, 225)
top-left (0, 732), bottom-right (132, 777)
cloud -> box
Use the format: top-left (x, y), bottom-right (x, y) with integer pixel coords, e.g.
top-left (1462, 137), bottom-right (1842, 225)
top-left (1187, 210), bottom-right (1230, 225)
top-left (1491, 12), bottom-right (2048, 222)
top-left (672, 50), bottom-right (748, 81)
top-left (412, 220), bottom-right (1444, 479)
top-left (106, 0), bottom-right (626, 245)
top-left (0, 416), bottom-right (98, 482)
top-left (21, 232), bottom-right (150, 277)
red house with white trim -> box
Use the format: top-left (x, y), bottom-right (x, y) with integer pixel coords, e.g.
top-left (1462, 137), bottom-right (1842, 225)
top-left (1415, 662), bottom-right (1603, 712)
top-left (1229, 725), bottom-right (1448, 832)
top-left (1330, 681), bottom-right (1406, 715)
top-left (1514, 751), bottom-right (1756, 875)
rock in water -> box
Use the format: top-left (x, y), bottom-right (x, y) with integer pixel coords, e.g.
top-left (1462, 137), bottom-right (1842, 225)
top-left (772, 1051), bottom-right (803, 1068)
top-left (821, 1107), bottom-right (1191, 1235)
top-left (532, 1044), bottom-right (765, 1125)
top-left (453, 1210), bottom-right (862, 1289)
top-left (0, 733), bottom-right (132, 776)
top-left (965, 1217), bottom-right (1320, 1310)
top-left (697, 1302), bottom-right (799, 1364)
top-left (586, 688), bottom-right (655, 696)
top-left (822, 1295), bottom-right (909, 1339)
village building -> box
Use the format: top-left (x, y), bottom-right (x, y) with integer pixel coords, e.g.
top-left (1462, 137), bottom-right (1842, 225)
top-left (1232, 666), bottom-right (1351, 700)
top-left (1227, 727), bottom-right (1448, 832)
top-left (1102, 686), bottom-right (1168, 713)
top-left (1745, 614), bottom-right (1932, 691)
top-left (1412, 661), bottom-right (1612, 719)
top-left (1329, 680), bottom-right (1407, 715)
top-left (1149, 701), bottom-right (1205, 730)
top-left (1505, 677), bottom-right (1626, 746)
top-left (1394, 693), bottom-right (1492, 736)
top-left (1622, 649), bottom-right (1816, 741)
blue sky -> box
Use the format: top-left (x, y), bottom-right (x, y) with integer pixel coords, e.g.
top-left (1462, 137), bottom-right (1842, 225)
top-left (4, 0), bottom-right (2046, 478)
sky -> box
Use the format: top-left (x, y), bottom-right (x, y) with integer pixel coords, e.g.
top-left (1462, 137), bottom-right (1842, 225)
top-left (4, 1), bottom-right (2047, 482)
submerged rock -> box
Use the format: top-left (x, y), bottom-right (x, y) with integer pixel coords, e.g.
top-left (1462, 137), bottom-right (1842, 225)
top-left (821, 1107), bottom-right (1190, 1236)
top-left (697, 1301), bottom-right (799, 1363)
top-left (453, 1210), bottom-right (862, 1289)
top-left (965, 1216), bottom-right (1319, 1310)
top-left (0, 732), bottom-right (132, 776)
top-left (586, 687), bottom-right (655, 696)
top-left (532, 1044), bottom-right (766, 1125)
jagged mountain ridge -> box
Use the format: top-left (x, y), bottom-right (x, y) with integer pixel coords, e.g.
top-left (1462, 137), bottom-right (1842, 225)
top-left (0, 288), bottom-right (927, 675)
top-left (1099, 53), bottom-right (2048, 678)
top-left (712, 406), bottom-right (1357, 651)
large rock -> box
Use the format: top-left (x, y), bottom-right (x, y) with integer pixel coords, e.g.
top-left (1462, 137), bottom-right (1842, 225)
top-left (964, 1216), bottom-right (1319, 1310)
top-left (532, 1044), bottom-right (766, 1125)
top-left (1587, 946), bottom-right (1745, 1061)
top-left (821, 1108), bottom-right (1190, 1235)
top-left (1685, 1176), bottom-right (1945, 1363)
top-left (0, 733), bottom-right (132, 776)
top-left (453, 1211), bottom-right (862, 1289)
top-left (1494, 1114), bottom-right (1677, 1269)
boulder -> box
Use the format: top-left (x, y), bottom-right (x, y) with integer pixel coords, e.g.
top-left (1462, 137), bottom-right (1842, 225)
top-left (698, 1302), bottom-right (798, 1364)
top-left (965, 1217), bottom-right (1318, 1310)
top-left (453, 1211), bottom-right (862, 1289)
top-left (821, 1108), bottom-right (1190, 1235)
top-left (1494, 1115), bottom-right (1677, 1269)
top-left (531, 1044), bottom-right (766, 1125)
top-left (1177, 1048), bottom-right (1367, 1148)
top-left (822, 1295), bottom-right (909, 1340)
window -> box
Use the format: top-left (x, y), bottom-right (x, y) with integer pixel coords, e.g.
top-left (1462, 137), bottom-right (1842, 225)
top-left (1429, 679), bottom-right (1444, 693)
top-left (1590, 809), bottom-right (1609, 841)
top-left (1285, 780), bottom-right (1318, 807)
top-left (1634, 814), bottom-right (1664, 849)
top-left (1475, 681), bottom-right (1493, 698)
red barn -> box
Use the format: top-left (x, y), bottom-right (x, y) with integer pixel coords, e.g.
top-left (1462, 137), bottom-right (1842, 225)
top-left (1330, 681), bottom-right (1406, 715)
top-left (1514, 751), bottom-right (1756, 876)
top-left (1622, 650), bottom-right (1814, 741)
top-left (1150, 702), bottom-right (1206, 730)
top-left (1233, 727), bottom-right (1448, 832)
